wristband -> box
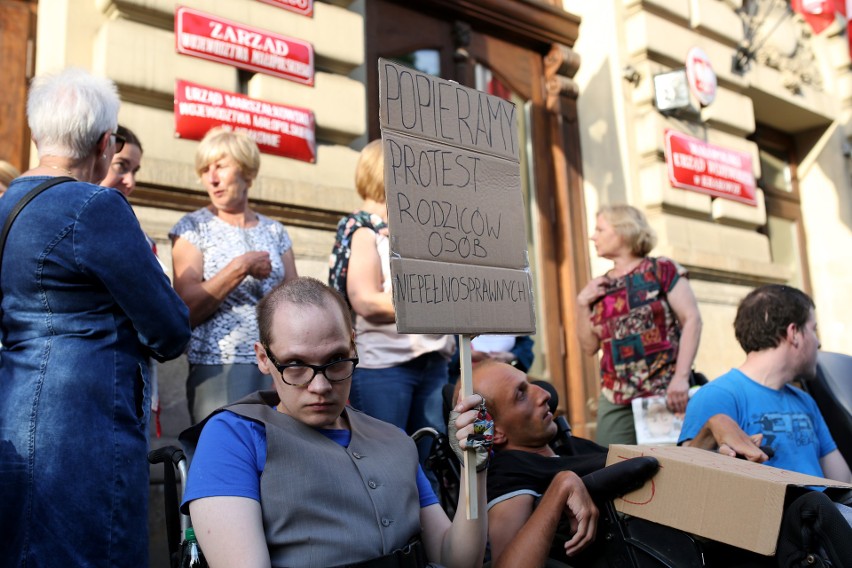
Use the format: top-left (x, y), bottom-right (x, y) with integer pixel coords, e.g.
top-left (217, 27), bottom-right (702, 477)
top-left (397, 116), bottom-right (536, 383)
top-left (447, 394), bottom-right (494, 472)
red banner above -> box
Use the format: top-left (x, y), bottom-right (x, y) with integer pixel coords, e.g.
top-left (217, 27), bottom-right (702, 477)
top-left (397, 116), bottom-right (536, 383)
top-left (175, 6), bottom-right (314, 86)
top-left (174, 79), bottom-right (316, 163)
top-left (665, 130), bottom-right (756, 206)
top-left (257, 0), bottom-right (313, 17)
top-left (791, 0), bottom-right (836, 34)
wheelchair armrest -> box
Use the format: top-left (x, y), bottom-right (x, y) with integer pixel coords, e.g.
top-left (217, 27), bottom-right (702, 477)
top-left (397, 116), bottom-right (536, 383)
top-left (148, 445), bottom-right (185, 467)
top-left (581, 456), bottom-right (659, 502)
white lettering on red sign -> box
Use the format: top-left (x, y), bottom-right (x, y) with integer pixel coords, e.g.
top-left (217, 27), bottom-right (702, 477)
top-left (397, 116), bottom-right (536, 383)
top-left (685, 47), bottom-right (716, 107)
top-left (665, 129), bottom-right (756, 206)
top-left (175, 6), bottom-right (314, 86)
top-left (174, 79), bottom-right (316, 163)
top-left (256, 0), bottom-right (313, 17)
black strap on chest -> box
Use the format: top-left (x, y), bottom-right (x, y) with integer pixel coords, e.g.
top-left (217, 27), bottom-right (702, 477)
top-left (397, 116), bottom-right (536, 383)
top-left (328, 538), bottom-right (427, 568)
top-left (0, 176), bottom-right (75, 268)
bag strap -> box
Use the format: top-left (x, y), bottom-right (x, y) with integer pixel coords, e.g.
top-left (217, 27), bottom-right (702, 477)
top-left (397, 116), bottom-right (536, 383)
top-left (0, 177), bottom-right (75, 268)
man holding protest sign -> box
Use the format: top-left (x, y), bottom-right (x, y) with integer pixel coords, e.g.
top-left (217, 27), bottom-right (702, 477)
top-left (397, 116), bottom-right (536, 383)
top-left (180, 277), bottom-right (489, 567)
top-left (378, 58), bottom-right (537, 517)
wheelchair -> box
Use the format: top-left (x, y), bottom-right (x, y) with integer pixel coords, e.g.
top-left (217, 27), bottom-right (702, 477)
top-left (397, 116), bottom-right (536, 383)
top-left (148, 446), bottom-right (193, 568)
top-left (150, 361), bottom-right (852, 568)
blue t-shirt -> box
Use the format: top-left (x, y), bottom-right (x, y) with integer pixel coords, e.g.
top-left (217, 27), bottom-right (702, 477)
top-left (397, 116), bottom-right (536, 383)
top-left (679, 369), bottom-right (837, 478)
top-left (183, 410), bottom-right (439, 509)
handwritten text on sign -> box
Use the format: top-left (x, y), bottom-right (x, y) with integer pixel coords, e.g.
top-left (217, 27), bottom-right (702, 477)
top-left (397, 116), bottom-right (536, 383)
top-left (175, 6), bottom-right (314, 86)
top-left (665, 129), bottom-right (756, 206)
top-left (379, 59), bottom-right (534, 335)
top-left (384, 131), bottom-right (526, 267)
top-left (390, 258), bottom-right (535, 334)
top-left (380, 60), bottom-right (519, 161)
top-left (175, 79), bottom-right (316, 163)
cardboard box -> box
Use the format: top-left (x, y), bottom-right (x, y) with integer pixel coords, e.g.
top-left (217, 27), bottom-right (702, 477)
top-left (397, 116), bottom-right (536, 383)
top-left (606, 444), bottom-right (852, 555)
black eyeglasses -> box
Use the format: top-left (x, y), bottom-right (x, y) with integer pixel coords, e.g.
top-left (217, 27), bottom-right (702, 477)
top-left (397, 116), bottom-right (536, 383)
top-left (263, 345), bottom-right (358, 387)
top-left (110, 132), bottom-right (126, 153)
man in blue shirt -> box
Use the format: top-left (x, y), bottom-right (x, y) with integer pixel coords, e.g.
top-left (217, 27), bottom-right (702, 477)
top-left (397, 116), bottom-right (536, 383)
top-left (181, 277), bottom-right (488, 567)
top-left (679, 284), bottom-right (851, 483)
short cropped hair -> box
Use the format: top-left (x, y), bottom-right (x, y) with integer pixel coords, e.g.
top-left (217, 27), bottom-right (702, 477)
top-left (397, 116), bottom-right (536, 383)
top-left (734, 284), bottom-right (815, 353)
top-left (0, 160), bottom-right (21, 189)
top-left (27, 68), bottom-right (120, 160)
top-left (598, 204), bottom-right (657, 257)
top-left (256, 277), bottom-right (353, 347)
top-left (195, 127), bottom-right (260, 181)
top-left (355, 139), bottom-right (386, 202)
top-left (117, 124), bottom-right (143, 153)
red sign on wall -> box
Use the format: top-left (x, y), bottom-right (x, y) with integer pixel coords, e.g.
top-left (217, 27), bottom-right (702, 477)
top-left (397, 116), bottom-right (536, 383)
top-left (175, 6), bottom-right (314, 86)
top-left (257, 0), bottom-right (313, 17)
top-left (665, 130), bottom-right (756, 206)
top-left (175, 79), bottom-right (316, 163)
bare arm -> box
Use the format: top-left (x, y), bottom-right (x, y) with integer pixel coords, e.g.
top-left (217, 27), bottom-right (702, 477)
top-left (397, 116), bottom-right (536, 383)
top-left (189, 496), bottom-right (270, 568)
top-left (576, 276), bottom-right (609, 355)
top-left (666, 278), bottom-right (703, 413)
top-left (821, 450), bottom-right (852, 483)
top-left (346, 227), bottom-right (395, 324)
top-left (171, 236), bottom-right (270, 327)
top-left (281, 248), bottom-right (299, 283)
top-left (489, 470), bottom-right (597, 567)
top-left (420, 394), bottom-right (489, 567)
top-left (682, 413), bottom-right (768, 463)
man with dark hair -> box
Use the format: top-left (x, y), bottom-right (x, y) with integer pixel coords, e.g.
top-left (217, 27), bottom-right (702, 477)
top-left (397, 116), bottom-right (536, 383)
top-left (180, 277), bottom-right (489, 567)
top-left (679, 284), bottom-right (851, 482)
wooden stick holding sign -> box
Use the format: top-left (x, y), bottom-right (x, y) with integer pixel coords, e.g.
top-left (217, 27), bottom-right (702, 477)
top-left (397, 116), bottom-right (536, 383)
top-left (458, 334), bottom-right (478, 519)
top-left (378, 59), bottom-right (536, 520)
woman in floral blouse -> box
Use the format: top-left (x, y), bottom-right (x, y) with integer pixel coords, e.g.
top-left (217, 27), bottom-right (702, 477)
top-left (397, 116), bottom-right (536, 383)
top-left (576, 204), bottom-right (702, 446)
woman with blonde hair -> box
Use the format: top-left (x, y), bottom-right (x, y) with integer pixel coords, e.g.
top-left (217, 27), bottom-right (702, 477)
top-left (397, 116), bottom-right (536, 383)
top-left (329, 139), bottom-right (453, 440)
top-left (576, 204), bottom-right (702, 446)
top-left (171, 127), bottom-right (298, 423)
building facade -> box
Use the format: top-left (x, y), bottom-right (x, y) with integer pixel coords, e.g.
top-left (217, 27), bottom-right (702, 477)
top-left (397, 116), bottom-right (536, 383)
top-left (565, 0), bottom-right (852, 432)
top-left (2, 0), bottom-right (851, 460)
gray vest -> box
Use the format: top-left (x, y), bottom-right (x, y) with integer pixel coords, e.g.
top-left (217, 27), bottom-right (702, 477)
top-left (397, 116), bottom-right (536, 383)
top-left (224, 391), bottom-right (422, 567)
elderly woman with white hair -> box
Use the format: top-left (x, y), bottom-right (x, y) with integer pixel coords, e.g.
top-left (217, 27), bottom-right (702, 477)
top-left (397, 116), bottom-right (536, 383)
top-left (0, 68), bottom-right (191, 566)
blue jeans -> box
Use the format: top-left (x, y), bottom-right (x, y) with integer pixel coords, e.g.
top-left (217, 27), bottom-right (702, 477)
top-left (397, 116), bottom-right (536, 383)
top-left (349, 352), bottom-right (448, 435)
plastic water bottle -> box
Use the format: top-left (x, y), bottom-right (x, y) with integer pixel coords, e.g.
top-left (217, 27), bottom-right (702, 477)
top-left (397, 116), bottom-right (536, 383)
top-left (180, 527), bottom-right (208, 568)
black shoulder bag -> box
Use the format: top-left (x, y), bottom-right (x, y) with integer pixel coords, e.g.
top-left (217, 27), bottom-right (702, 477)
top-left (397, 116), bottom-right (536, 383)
top-left (0, 177), bottom-right (74, 268)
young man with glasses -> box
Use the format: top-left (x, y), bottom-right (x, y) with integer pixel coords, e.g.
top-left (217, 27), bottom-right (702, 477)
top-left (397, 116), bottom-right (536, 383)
top-left (180, 277), bottom-right (488, 568)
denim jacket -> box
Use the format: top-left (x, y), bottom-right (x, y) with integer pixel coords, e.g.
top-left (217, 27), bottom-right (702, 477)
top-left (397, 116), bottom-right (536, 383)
top-left (0, 176), bottom-right (191, 566)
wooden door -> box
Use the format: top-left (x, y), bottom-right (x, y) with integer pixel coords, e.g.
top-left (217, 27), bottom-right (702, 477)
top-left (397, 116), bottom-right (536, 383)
top-left (0, 0), bottom-right (37, 172)
top-left (366, 0), bottom-right (597, 434)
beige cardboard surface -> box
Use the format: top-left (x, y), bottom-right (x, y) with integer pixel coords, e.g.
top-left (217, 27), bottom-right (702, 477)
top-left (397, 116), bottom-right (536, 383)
top-left (390, 257), bottom-right (535, 334)
top-left (379, 59), bottom-right (519, 162)
top-left (383, 130), bottom-right (527, 268)
top-left (379, 58), bottom-right (535, 335)
top-left (607, 445), bottom-right (852, 555)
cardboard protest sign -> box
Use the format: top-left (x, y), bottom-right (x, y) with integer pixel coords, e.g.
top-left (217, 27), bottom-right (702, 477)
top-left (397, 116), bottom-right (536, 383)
top-left (378, 59), bottom-right (535, 335)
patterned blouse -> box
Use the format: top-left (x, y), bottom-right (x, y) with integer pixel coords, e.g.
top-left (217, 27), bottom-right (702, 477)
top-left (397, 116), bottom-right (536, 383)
top-left (170, 208), bottom-right (293, 365)
top-left (328, 210), bottom-right (388, 306)
top-left (590, 257), bottom-right (686, 404)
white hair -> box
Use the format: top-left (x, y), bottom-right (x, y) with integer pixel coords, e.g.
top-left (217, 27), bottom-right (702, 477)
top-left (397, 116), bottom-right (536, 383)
top-left (27, 68), bottom-right (120, 160)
